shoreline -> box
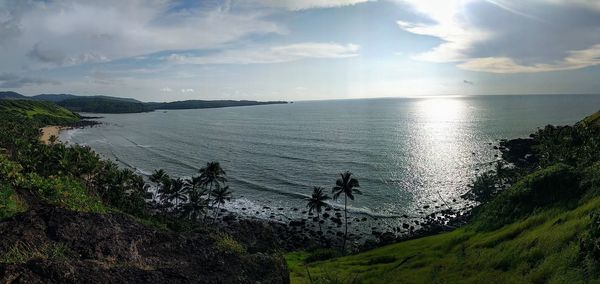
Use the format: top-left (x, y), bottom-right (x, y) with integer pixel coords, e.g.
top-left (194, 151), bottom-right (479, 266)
top-left (40, 126), bottom-right (65, 144)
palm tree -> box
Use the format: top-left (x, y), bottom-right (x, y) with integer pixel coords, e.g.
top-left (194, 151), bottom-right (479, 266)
top-left (169, 178), bottom-right (189, 210)
top-left (198, 161), bottom-right (227, 219)
top-left (180, 190), bottom-right (208, 220)
top-left (332, 171), bottom-right (361, 252)
top-left (150, 169), bottom-right (168, 192)
top-left (211, 185), bottom-right (232, 223)
top-left (307, 186), bottom-right (329, 243)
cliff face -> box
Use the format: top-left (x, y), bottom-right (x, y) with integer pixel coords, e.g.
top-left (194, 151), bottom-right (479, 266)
top-left (0, 205), bottom-right (289, 284)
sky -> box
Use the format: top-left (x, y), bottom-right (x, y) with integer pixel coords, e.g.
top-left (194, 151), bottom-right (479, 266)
top-left (0, 0), bottom-right (599, 102)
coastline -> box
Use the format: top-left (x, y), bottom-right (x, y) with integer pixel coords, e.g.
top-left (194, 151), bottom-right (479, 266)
top-left (40, 126), bottom-right (65, 144)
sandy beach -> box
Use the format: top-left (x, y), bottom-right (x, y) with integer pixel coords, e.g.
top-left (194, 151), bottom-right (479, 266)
top-left (40, 126), bottom-right (63, 144)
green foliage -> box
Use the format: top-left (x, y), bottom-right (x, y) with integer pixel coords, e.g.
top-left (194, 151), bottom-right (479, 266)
top-left (0, 241), bottom-right (75, 264)
top-left (305, 248), bottom-right (342, 263)
top-left (287, 197), bottom-right (600, 283)
top-left (0, 185), bottom-right (26, 219)
top-left (0, 100), bottom-right (79, 125)
top-left (579, 211), bottom-right (600, 279)
top-left (215, 232), bottom-right (247, 255)
top-left (473, 163), bottom-right (581, 231)
top-left (20, 173), bottom-right (106, 213)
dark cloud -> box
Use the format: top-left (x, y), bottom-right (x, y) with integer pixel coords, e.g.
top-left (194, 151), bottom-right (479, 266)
top-left (0, 73), bottom-right (60, 88)
top-left (27, 43), bottom-right (67, 64)
top-left (463, 80), bottom-right (474, 85)
top-left (465, 1), bottom-right (600, 65)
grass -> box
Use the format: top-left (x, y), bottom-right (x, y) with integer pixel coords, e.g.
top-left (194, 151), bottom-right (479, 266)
top-left (214, 232), bottom-right (247, 255)
top-left (22, 173), bottom-right (107, 213)
top-left (0, 100), bottom-right (79, 125)
top-left (0, 185), bottom-right (27, 219)
top-left (581, 110), bottom-right (600, 126)
top-left (286, 197), bottom-right (600, 283)
top-left (0, 241), bottom-right (75, 264)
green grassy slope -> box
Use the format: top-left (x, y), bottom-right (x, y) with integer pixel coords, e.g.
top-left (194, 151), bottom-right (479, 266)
top-left (287, 197), bottom-right (599, 283)
top-left (581, 111), bottom-right (600, 126)
top-left (0, 100), bottom-right (80, 125)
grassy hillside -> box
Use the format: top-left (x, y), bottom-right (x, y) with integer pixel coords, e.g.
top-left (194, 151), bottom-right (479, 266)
top-left (287, 118), bottom-right (600, 283)
top-left (0, 100), bottom-right (79, 125)
top-left (288, 197), bottom-right (599, 283)
top-left (581, 110), bottom-right (600, 126)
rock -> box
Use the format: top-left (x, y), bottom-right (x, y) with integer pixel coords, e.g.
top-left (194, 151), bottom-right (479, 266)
top-left (423, 205), bottom-right (430, 209)
top-left (0, 205), bottom-right (289, 284)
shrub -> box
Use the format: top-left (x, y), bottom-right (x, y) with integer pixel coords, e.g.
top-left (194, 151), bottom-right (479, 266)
top-left (305, 248), bottom-right (342, 263)
top-left (215, 232), bottom-right (246, 255)
top-left (20, 173), bottom-right (106, 213)
top-left (474, 164), bottom-right (581, 231)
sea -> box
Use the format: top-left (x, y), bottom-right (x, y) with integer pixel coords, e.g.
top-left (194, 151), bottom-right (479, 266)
top-left (61, 94), bottom-right (600, 235)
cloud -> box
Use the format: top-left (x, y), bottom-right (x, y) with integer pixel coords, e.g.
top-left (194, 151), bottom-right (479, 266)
top-left (0, 73), bottom-right (59, 88)
top-left (180, 88), bottom-right (194, 93)
top-left (458, 44), bottom-right (600, 73)
top-left (0, 0), bottom-right (284, 71)
top-left (166, 43), bottom-right (360, 65)
top-left (398, 0), bottom-right (600, 73)
top-left (244, 0), bottom-right (374, 10)
top-left (463, 80), bottom-right (474, 85)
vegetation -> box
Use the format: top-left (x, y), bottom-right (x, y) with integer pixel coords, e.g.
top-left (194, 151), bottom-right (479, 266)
top-left (287, 111), bottom-right (600, 283)
top-left (1, 91), bottom-right (287, 113)
top-left (0, 100), bottom-right (80, 125)
top-left (58, 97), bottom-right (153, 113)
top-left (332, 171), bottom-right (361, 252)
top-left (0, 99), bottom-right (232, 231)
top-left (307, 186), bottom-right (330, 241)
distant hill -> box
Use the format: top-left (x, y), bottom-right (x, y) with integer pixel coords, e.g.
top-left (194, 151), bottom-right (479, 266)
top-left (57, 97), bottom-right (152, 114)
top-left (31, 94), bottom-right (140, 103)
top-left (0, 91), bottom-right (27, 100)
top-left (0, 91), bottom-right (287, 113)
top-left (149, 100), bottom-right (288, 110)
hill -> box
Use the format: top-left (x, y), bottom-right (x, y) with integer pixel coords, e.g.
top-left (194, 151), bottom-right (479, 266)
top-left (149, 100), bottom-right (288, 110)
top-left (0, 91), bottom-right (27, 100)
top-left (287, 115), bottom-right (600, 283)
top-left (0, 91), bottom-right (287, 113)
top-left (32, 94), bottom-right (140, 103)
top-left (57, 97), bottom-right (152, 113)
top-left (0, 100), bottom-right (80, 125)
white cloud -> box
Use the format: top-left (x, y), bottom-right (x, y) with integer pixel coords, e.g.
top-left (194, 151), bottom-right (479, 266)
top-left (398, 0), bottom-right (600, 73)
top-left (166, 43), bottom-right (360, 65)
top-left (535, 0), bottom-right (600, 12)
top-left (246, 0), bottom-right (373, 11)
top-left (397, 0), bottom-right (488, 63)
top-left (458, 44), bottom-right (600, 73)
top-left (0, 0), bottom-right (284, 71)
top-left (180, 88), bottom-right (194, 93)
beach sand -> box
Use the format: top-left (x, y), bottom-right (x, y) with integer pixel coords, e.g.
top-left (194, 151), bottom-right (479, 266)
top-left (40, 126), bottom-right (63, 144)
